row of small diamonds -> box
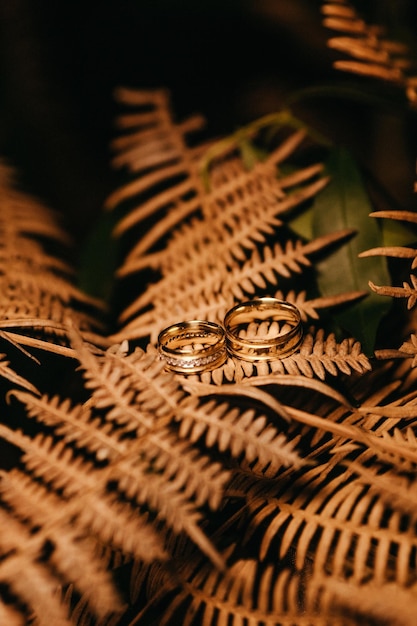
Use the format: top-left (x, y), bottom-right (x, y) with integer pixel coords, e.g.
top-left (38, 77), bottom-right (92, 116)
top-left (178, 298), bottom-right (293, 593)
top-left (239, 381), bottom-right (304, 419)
top-left (162, 350), bottom-right (224, 368)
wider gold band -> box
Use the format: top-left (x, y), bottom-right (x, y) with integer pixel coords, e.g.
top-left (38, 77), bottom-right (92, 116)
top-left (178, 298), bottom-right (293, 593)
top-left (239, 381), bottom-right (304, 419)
top-left (224, 297), bottom-right (303, 362)
top-left (158, 320), bottom-right (227, 374)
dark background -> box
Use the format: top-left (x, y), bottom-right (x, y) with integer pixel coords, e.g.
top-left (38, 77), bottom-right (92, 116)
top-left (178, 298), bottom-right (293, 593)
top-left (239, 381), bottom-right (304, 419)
top-left (0, 0), bottom-right (415, 253)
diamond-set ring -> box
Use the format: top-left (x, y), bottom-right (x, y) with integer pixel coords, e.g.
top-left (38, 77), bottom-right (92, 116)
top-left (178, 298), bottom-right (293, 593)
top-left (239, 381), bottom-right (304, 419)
top-left (157, 320), bottom-right (227, 374)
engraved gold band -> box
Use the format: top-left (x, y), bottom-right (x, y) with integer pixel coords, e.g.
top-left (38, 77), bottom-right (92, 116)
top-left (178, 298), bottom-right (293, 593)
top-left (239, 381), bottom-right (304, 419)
top-left (157, 320), bottom-right (227, 374)
top-left (224, 297), bottom-right (302, 362)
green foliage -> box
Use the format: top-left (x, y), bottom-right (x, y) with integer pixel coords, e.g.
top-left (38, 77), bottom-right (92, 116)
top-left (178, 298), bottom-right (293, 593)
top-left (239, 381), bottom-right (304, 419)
top-left (312, 147), bottom-right (392, 354)
top-left (77, 211), bottom-right (120, 303)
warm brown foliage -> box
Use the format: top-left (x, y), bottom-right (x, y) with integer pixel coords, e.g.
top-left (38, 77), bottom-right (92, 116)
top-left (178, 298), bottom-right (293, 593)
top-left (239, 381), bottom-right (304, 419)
top-left (0, 5), bottom-right (417, 622)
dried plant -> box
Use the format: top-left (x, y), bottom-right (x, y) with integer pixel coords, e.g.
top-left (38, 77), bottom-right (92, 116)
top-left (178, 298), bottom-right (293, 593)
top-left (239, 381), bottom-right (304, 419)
top-left (359, 209), bottom-right (417, 365)
top-left (107, 89), bottom-right (367, 352)
top-left (1, 4), bottom-right (417, 625)
top-left (322, 0), bottom-right (417, 106)
top-left (0, 162), bottom-right (107, 363)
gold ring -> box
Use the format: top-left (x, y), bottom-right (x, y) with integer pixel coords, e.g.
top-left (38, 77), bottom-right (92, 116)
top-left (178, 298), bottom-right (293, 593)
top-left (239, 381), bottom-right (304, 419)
top-left (157, 320), bottom-right (227, 374)
top-left (224, 297), bottom-right (303, 362)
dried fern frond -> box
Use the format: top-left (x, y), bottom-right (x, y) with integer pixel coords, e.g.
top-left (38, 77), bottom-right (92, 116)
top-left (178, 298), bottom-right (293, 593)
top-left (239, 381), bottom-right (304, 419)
top-left (0, 353), bottom-right (40, 393)
top-left (117, 136), bottom-right (327, 270)
top-left (126, 355), bottom-right (417, 625)
top-left (0, 471), bottom-right (123, 616)
top-left (398, 334), bottom-right (417, 366)
top-left (71, 331), bottom-right (303, 484)
top-left (0, 162), bottom-right (72, 246)
top-left (176, 396), bottom-right (302, 477)
top-left (115, 228), bottom-right (353, 340)
top-left (318, 577), bottom-right (417, 626)
top-left (242, 462), bottom-right (417, 584)
top-left (347, 459), bottom-right (417, 517)
top-left (0, 601), bottom-right (25, 626)
top-left (107, 90), bottom-right (369, 375)
top-left (2, 318), bottom-right (326, 622)
top-left (105, 87), bottom-right (207, 249)
top-left (370, 276), bottom-right (417, 309)
top-left (0, 163), bottom-right (109, 388)
top-left (275, 288), bottom-right (368, 322)
top-left (0, 423), bottom-right (165, 560)
top-left (322, 0), bottom-right (415, 101)
top-left (0, 162), bottom-right (107, 360)
top-left (5, 374), bottom-right (224, 570)
top-left (134, 541), bottom-right (371, 625)
top-left (359, 209), bottom-right (417, 363)
top-left (185, 327), bottom-right (370, 387)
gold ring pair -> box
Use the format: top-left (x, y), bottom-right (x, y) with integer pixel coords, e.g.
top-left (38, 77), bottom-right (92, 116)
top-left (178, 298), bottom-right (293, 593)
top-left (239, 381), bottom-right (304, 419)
top-left (157, 297), bottom-right (303, 374)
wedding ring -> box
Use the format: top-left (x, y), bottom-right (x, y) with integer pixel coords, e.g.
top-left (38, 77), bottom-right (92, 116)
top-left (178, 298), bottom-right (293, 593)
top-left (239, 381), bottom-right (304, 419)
top-left (157, 320), bottom-right (227, 374)
top-left (224, 297), bottom-right (302, 362)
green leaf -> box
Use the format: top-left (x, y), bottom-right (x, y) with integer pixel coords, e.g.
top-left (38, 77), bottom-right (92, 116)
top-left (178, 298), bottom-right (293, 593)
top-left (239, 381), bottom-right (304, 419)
top-left (77, 211), bottom-right (120, 303)
top-left (285, 82), bottom-right (409, 113)
top-left (381, 218), bottom-right (417, 247)
top-left (312, 147), bottom-right (391, 355)
top-left (238, 138), bottom-right (267, 170)
top-left (287, 206), bottom-right (314, 241)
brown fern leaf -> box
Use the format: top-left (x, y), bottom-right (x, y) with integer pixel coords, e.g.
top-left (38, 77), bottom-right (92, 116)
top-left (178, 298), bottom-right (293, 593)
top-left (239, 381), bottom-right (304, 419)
top-left (322, 1), bottom-right (413, 91)
top-left (12, 333), bottom-right (236, 569)
top-left (105, 87), bottom-right (207, 248)
top-left (398, 334), bottom-right (417, 365)
top-left (0, 353), bottom-right (40, 394)
top-left (0, 421), bottom-right (167, 565)
top-left (132, 160), bottom-right (324, 275)
top-left (107, 92), bottom-right (326, 272)
top-left (8, 390), bottom-right (125, 462)
top-left (113, 228), bottom-right (354, 344)
top-left (246, 366), bottom-right (392, 461)
top-left (68, 338), bottom-right (234, 507)
top-left (11, 428), bottom-right (208, 567)
top-left (118, 142), bottom-right (327, 272)
top-left (370, 210), bottom-right (417, 225)
top-left (273, 288), bottom-right (368, 322)
top-left (368, 427), bottom-right (417, 469)
top-left (69, 332), bottom-right (304, 520)
top-left (360, 211), bottom-right (417, 360)
top-left (117, 236), bottom-right (313, 327)
top-left (71, 333), bottom-right (186, 434)
top-left (369, 275), bottom-right (417, 309)
top-left (108, 91), bottom-right (365, 359)
top-left (136, 545), bottom-right (364, 626)
top-left (56, 585), bottom-right (123, 626)
top-left (347, 460), bottom-right (417, 517)
top-left (129, 370), bottom-right (417, 626)
top-left (285, 401), bottom-right (417, 465)
top-left (0, 163), bottom-right (107, 359)
top-left (0, 503), bottom-right (116, 626)
top-left (0, 162), bottom-right (72, 245)
top-left (114, 150), bottom-right (329, 330)
top-left (360, 246), bottom-right (417, 269)
top-left (175, 395), bottom-right (302, 477)
top-left (10, 387), bottom-right (231, 512)
top-left (192, 328), bottom-right (370, 386)
top-left (0, 471), bottom-right (123, 618)
top-left (0, 601), bottom-right (25, 626)
top-left (318, 576), bottom-right (417, 626)
top-left (242, 460), bottom-right (417, 585)
top-left (66, 332), bottom-right (304, 487)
